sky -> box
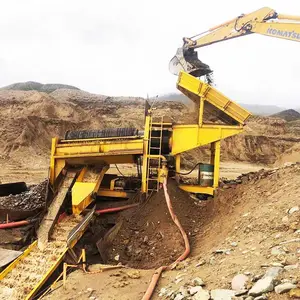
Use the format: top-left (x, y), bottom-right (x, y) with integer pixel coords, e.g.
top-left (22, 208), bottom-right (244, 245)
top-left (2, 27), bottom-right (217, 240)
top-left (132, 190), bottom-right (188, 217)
top-left (0, 0), bottom-right (300, 108)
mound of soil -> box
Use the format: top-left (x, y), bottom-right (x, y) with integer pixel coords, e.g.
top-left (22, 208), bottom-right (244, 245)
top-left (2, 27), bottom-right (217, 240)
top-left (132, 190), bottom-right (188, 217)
top-left (104, 180), bottom-right (212, 269)
top-left (0, 180), bottom-right (47, 211)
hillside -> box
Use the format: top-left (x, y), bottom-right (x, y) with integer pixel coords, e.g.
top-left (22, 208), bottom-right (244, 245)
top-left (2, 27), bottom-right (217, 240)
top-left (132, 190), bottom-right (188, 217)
top-left (271, 109), bottom-right (300, 122)
top-left (0, 88), bottom-right (299, 184)
top-left (0, 81), bottom-right (80, 93)
top-left (159, 93), bottom-right (286, 116)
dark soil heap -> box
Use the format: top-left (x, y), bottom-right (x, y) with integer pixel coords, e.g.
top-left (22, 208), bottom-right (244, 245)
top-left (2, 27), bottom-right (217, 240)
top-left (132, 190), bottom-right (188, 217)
top-left (0, 180), bottom-right (47, 211)
top-left (105, 180), bottom-right (213, 269)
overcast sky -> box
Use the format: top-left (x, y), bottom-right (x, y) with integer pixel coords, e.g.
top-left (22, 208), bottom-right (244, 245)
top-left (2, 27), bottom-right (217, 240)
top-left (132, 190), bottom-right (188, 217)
top-left (1, 0), bottom-right (300, 107)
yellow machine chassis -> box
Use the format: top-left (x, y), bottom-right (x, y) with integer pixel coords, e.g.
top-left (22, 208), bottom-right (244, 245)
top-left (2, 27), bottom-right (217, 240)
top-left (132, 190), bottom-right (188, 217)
top-left (48, 71), bottom-right (251, 208)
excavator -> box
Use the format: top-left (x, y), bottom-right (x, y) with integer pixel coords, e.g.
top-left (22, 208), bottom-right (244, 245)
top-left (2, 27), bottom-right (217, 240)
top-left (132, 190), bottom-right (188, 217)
top-left (169, 7), bottom-right (300, 77)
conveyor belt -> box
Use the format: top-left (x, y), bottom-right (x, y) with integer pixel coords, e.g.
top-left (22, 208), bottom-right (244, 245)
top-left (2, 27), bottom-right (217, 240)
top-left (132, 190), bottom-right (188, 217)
top-left (0, 215), bottom-right (84, 300)
top-left (37, 170), bottom-right (77, 250)
top-left (0, 169), bottom-right (94, 300)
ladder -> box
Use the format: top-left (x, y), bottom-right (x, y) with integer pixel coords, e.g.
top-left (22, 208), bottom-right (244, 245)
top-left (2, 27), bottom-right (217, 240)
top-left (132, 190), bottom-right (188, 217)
top-left (146, 116), bottom-right (164, 194)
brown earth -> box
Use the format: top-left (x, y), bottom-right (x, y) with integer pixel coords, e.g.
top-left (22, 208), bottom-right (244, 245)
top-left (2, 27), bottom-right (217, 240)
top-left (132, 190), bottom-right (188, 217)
top-left (0, 90), bottom-right (299, 185)
top-left (44, 163), bottom-right (300, 300)
top-left (103, 181), bottom-right (213, 269)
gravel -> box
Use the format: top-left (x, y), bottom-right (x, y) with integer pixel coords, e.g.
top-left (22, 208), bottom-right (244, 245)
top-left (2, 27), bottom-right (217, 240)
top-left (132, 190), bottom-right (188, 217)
top-left (0, 180), bottom-right (47, 210)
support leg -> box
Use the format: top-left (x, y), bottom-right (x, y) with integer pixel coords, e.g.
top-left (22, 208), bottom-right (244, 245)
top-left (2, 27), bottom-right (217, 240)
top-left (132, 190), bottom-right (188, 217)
top-left (210, 141), bottom-right (221, 188)
top-left (175, 154), bottom-right (181, 184)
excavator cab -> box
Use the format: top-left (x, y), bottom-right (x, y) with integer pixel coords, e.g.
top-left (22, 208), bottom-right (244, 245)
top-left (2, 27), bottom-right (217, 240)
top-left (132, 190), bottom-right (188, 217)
top-left (169, 46), bottom-right (212, 77)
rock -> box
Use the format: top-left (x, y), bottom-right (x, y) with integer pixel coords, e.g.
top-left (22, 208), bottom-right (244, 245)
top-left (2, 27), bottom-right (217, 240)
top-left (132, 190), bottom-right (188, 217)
top-left (248, 277), bottom-right (274, 296)
top-left (282, 216), bottom-right (289, 223)
top-left (290, 222), bottom-right (299, 231)
top-left (284, 264), bottom-right (299, 271)
top-left (179, 286), bottom-right (189, 297)
top-left (271, 246), bottom-right (286, 256)
top-left (192, 277), bottom-right (205, 286)
top-left (253, 296), bottom-right (267, 300)
top-left (193, 289), bottom-right (210, 300)
top-left (275, 283), bottom-right (297, 294)
top-left (264, 267), bottom-right (282, 279)
top-left (290, 288), bottom-right (300, 298)
top-left (209, 257), bottom-right (216, 265)
top-left (270, 262), bottom-right (284, 267)
top-left (244, 297), bottom-right (253, 300)
top-left (89, 297), bottom-right (96, 300)
top-left (288, 206), bottom-right (299, 214)
top-left (174, 293), bottom-right (185, 300)
top-left (159, 287), bottom-right (167, 297)
top-left (214, 249), bottom-right (231, 254)
top-left (190, 286), bottom-right (203, 295)
top-left (86, 288), bottom-right (94, 292)
top-left (114, 254), bottom-right (120, 261)
top-left (231, 242), bottom-right (238, 247)
top-left (195, 259), bottom-right (206, 267)
top-left (127, 270), bottom-right (140, 279)
top-left (231, 274), bottom-right (249, 291)
top-left (211, 289), bottom-right (236, 300)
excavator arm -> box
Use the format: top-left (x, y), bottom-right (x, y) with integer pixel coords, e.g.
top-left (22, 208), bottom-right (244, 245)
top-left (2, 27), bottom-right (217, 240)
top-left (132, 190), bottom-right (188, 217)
top-left (170, 7), bottom-right (300, 77)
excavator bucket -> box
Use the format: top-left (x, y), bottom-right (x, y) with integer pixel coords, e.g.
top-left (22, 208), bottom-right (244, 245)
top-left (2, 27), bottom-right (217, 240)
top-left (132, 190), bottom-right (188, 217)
top-left (169, 47), bottom-right (212, 77)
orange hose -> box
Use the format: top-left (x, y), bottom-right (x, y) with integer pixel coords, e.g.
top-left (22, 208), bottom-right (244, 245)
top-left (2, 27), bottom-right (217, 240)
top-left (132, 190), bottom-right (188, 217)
top-left (95, 203), bottom-right (139, 214)
top-left (142, 180), bottom-right (190, 300)
top-left (0, 220), bottom-right (30, 229)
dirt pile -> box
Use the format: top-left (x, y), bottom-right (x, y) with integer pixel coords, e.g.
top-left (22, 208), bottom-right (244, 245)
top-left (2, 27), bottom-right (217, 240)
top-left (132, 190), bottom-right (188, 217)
top-left (0, 180), bottom-right (47, 211)
top-left (104, 181), bottom-right (211, 269)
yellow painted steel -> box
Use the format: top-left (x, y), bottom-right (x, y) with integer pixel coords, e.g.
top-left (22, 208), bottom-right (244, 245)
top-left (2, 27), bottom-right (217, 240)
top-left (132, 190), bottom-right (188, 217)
top-left (50, 137), bottom-right (143, 185)
top-left (210, 141), bottom-right (221, 188)
top-left (97, 189), bottom-right (130, 198)
top-left (171, 124), bottom-right (243, 155)
top-left (141, 114), bottom-right (151, 193)
top-left (175, 154), bottom-right (181, 183)
top-left (0, 241), bottom-right (68, 300)
top-left (55, 139), bottom-right (143, 155)
top-left (72, 166), bottom-right (109, 214)
top-left (177, 72), bottom-right (251, 125)
top-left (0, 241), bottom-right (37, 280)
top-left (183, 7), bottom-right (300, 49)
top-left (179, 185), bottom-right (215, 195)
top-left (25, 248), bottom-right (68, 300)
top-left (254, 22), bottom-right (300, 42)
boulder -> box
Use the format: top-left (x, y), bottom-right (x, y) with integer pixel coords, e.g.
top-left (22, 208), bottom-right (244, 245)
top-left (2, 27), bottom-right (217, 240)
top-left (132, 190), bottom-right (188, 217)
top-left (248, 277), bottom-right (274, 296)
top-left (275, 283), bottom-right (297, 294)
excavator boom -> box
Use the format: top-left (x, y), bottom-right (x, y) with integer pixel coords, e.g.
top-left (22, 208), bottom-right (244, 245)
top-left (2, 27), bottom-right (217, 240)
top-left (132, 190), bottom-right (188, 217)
top-left (169, 7), bottom-right (300, 77)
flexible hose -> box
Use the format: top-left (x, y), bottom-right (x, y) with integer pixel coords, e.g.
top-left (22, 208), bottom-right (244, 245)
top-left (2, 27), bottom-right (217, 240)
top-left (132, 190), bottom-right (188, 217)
top-left (0, 204), bottom-right (139, 230)
top-left (95, 203), bottom-right (139, 214)
top-left (142, 179), bottom-right (190, 300)
top-left (0, 220), bottom-right (30, 229)
top-left (176, 162), bottom-right (202, 175)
